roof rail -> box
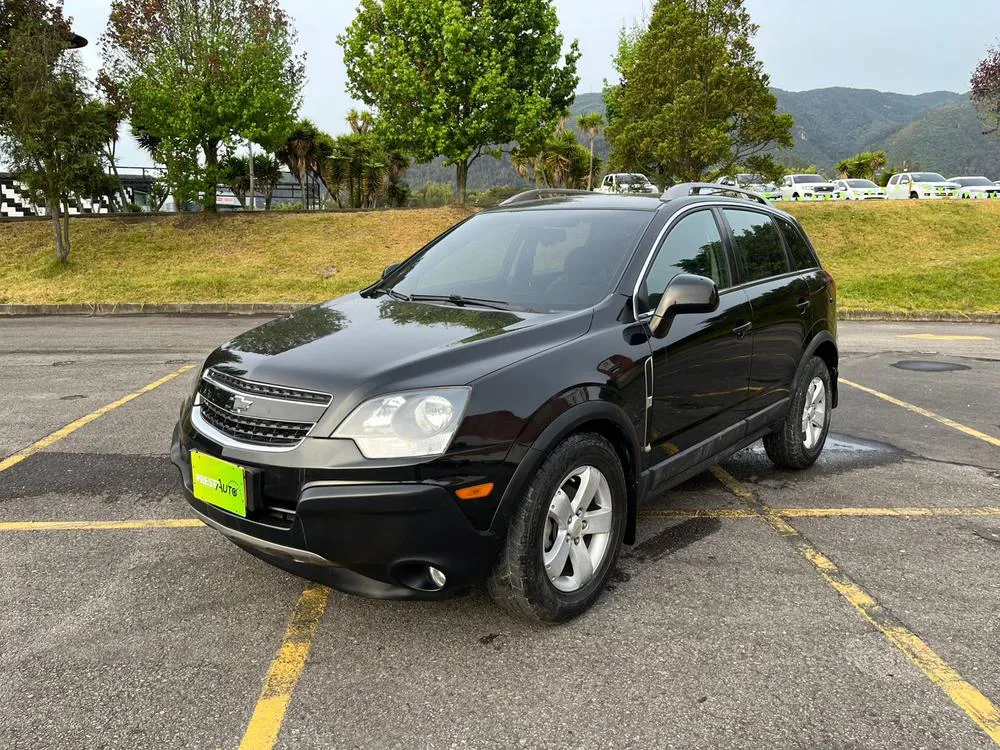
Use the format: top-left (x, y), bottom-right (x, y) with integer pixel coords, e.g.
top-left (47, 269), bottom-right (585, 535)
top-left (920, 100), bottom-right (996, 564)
top-left (662, 182), bottom-right (769, 206)
top-left (499, 188), bottom-right (596, 206)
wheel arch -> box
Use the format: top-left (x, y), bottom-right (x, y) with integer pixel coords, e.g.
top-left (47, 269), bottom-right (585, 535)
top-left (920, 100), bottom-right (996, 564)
top-left (497, 397), bottom-right (643, 545)
top-left (799, 330), bottom-right (839, 408)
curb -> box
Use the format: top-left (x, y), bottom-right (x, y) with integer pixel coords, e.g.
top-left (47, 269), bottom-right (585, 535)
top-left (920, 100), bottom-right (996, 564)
top-left (0, 302), bottom-right (309, 316)
top-left (838, 310), bottom-right (1000, 324)
top-left (0, 304), bottom-right (998, 323)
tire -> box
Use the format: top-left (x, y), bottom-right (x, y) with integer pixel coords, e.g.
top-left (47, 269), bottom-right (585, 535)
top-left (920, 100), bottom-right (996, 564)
top-left (792, 192), bottom-right (800, 201)
top-left (763, 356), bottom-right (832, 470)
top-left (487, 433), bottom-right (627, 624)
top-left (910, 191), bottom-right (919, 199)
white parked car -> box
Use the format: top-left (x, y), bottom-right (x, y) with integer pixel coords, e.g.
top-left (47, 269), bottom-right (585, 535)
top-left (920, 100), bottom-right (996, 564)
top-left (779, 174), bottom-right (843, 201)
top-left (885, 172), bottom-right (959, 199)
top-left (833, 179), bottom-right (887, 200)
top-left (595, 173), bottom-right (658, 194)
top-left (719, 173), bottom-right (782, 201)
top-left (949, 176), bottom-right (1000, 199)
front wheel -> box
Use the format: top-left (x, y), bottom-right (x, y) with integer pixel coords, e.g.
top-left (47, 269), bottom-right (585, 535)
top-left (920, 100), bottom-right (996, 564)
top-left (763, 356), bottom-right (832, 469)
top-left (487, 433), bottom-right (627, 624)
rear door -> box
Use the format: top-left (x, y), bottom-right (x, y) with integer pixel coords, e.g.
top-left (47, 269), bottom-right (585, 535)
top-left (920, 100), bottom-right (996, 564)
top-left (640, 209), bottom-right (753, 469)
top-left (720, 208), bottom-right (809, 427)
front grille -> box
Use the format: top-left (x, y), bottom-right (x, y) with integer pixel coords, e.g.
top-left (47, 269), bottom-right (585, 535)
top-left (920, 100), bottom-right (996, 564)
top-left (199, 397), bottom-right (313, 446)
top-left (207, 369), bottom-right (331, 405)
top-left (814, 185), bottom-right (834, 193)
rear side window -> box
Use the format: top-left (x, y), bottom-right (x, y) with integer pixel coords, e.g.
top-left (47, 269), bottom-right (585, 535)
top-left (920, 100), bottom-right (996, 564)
top-left (723, 209), bottom-right (789, 283)
top-left (640, 210), bottom-right (731, 313)
top-left (776, 217), bottom-right (818, 270)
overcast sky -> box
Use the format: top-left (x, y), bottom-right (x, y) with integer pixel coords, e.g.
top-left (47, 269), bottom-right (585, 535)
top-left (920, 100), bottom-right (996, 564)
top-left (63, 0), bottom-right (1000, 167)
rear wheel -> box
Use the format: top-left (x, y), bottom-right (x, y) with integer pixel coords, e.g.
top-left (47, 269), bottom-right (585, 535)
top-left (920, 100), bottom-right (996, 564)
top-left (910, 191), bottom-right (919, 199)
top-left (763, 356), bottom-right (832, 469)
top-left (487, 433), bottom-right (627, 624)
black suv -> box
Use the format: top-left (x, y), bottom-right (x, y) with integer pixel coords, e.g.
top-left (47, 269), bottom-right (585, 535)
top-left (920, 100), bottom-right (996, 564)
top-left (171, 184), bottom-right (838, 623)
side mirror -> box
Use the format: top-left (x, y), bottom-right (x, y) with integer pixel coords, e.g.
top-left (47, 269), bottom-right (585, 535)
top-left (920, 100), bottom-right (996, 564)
top-left (382, 263), bottom-right (401, 279)
top-left (648, 274), bottom-right (720, 338)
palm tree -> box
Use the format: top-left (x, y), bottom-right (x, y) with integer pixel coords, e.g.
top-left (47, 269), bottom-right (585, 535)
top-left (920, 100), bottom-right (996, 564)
top-left (866, 150), bottom-right (888, 181)
top-left (576, 112), bottom-right (604, 190)
top-left (277, 120), bottom-right (320, 209)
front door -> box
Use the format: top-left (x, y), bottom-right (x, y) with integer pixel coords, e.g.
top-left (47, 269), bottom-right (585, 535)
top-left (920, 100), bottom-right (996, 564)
top-left (720, 208), bottom-right (810, 422)
top-left (639, 209), bottom-right (753, 472)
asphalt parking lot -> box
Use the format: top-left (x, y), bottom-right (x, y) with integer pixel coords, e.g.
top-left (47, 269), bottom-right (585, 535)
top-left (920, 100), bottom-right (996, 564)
top-left (1, 315), bottom-right (998, 750)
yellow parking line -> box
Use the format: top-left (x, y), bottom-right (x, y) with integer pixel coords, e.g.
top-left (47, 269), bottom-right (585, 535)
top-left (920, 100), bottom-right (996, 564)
top-left (239, 584), bottom-right (330, 750)
top-left (841, 378), bottom-right (1000, 448)
top-left (637, 506), bottom-right (1000, 520)
top-left (0, 519), bottom-right (204, 531)
top-left (711, 465), bottom-right (1000, 746)
top-left (899, 334), bottom-right (991, 342)
top-left (0, 364), bottom-right (196, 474)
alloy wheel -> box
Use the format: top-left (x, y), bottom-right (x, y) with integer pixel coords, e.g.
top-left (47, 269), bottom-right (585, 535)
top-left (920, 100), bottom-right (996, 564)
top-left (542, 465), bottom-right (614, 593)
top-left (801, 376), bottom-right (827, 449)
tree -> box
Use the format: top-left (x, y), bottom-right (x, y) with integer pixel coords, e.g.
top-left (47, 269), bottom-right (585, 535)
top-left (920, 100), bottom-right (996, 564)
top-left (972, 45), bottom-right (1000, 136)
top-left (512, 119), bottom-right (595, 189)
top-left (339, 0), bottom-right (579, 203)
top-left (835, 150), bottom-right (887, 180)
top-left (277, 119), bottom-right (320, 209)
top-left (100, 0), bottom-right (304, 212)
top-left (576, 112), bottom-right (604, 190)
top-left (0, 7), bottom-right (109, 261)
top-left (605, 0), bottom-right (793, 188)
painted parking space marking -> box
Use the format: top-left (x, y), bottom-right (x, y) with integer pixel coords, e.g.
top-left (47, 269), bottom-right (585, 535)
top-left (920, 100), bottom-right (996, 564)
top-left (0, 364), bottom-right (196, 474)
top-left (841, 377), bottom-right (1000, 449)
top-left (710, 465), bottom-right (1000, 746)
top-left (0, 518), bottom-right (204, 531)
top-left (239, 584), bottom-right (330, 750)
top-left (2, 506), bottom-right (999, 533)
top-left (898, 334), bottom-right (992, 342)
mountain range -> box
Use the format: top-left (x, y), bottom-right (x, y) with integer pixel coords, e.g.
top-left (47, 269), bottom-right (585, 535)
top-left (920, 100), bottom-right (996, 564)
top-left (406, 87), bottom-right (1000, 191)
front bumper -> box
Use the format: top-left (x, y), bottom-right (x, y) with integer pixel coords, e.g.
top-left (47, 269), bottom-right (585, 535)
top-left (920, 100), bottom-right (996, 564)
top-left (171, 422), bottom-right (501, 600)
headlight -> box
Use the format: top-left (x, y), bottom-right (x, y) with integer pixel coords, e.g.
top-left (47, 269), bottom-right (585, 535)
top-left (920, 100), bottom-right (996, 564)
top-left (331, 388), bottom-right (471, 459)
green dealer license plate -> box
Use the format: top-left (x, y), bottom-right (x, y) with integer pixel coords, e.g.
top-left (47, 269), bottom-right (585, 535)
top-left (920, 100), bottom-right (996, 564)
top-left (191, 451), bottom-right (247, 517)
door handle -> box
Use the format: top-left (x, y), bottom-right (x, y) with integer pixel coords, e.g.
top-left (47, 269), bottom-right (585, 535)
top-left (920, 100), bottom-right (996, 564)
top-left (732, 321), bottom-right (752, 339)
top-left (796, 297), bottom-right (811, 314)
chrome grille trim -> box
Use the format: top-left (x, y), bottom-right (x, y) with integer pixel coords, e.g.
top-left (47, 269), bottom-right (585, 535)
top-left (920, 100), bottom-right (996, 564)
top-left (205, 369), bottom-right (332, 406)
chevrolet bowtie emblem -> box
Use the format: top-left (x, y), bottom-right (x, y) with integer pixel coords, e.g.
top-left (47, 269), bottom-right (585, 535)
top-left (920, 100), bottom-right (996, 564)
top-left (232, 395), bottom-right (254, 414)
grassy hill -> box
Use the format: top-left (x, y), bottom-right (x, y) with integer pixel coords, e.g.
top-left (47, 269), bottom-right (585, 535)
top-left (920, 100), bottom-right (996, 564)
top-left (1, 202), bottom-right (997, 314)
top-left (885, 99), bottom-right (1000, 177)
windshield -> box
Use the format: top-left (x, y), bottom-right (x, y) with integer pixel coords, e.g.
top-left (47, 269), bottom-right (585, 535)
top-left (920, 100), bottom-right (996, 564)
top-left (794, 175), bottom-right (826, 184)
top-left (618, 174), bottom-right (649, 184)
top-left (954, 177), bottom-right (993, 186)
top-left (383, 209), bottom-right (654, 312)
top-left (736, 173), bottom-right (764, 186)
top-left (910, 173), bottom-right (947, 182)
top-left (846, 179), bottom-right (877, 188)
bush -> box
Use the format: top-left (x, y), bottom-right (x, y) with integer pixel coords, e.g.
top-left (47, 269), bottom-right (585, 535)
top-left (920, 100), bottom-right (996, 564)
top-left (468, 185), bottom-right (524, 207)
top-left (275, 201), bottom-right (304, 211)
top-left (409, 181), bottom-right (455, 208)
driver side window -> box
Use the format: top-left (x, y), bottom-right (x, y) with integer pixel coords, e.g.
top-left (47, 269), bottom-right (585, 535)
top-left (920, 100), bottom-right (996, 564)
top-left (639, 210), bottom-right (731, 314)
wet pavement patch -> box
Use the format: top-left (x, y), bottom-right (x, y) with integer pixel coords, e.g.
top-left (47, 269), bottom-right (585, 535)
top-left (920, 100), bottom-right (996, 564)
top-left (892, 360), bottom-right (971, 373)
top-left (735, 433), bottom-right (903, 479)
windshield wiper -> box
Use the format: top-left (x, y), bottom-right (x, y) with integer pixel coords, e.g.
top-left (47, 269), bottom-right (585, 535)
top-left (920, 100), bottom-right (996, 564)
top-left (406, 294), bottom-right (521, 311)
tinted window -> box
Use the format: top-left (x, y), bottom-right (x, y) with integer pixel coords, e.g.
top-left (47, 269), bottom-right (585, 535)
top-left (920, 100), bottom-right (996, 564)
top-left (794, 175), bottom-right (825, 184)
top-left (640, 210), bottom-right (731, 313)
top-left (388, 209), bottom-right (653, 311)
top-left (911, 173), bottom-right (946, 182)
top-left (723, 209), bottom-right (789, 282)
top-left (776, 217), bottom-right (817, 270)
top-left (846, 179), bottom-right (877, 188)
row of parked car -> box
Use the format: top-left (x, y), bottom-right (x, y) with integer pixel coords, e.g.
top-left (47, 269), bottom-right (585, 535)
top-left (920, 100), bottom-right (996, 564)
top-left (596, 172), bottom-right (1000, 202)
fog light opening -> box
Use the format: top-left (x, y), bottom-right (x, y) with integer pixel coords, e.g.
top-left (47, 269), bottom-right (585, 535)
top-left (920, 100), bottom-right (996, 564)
top-left (428, 566), bottom-right (447, 589)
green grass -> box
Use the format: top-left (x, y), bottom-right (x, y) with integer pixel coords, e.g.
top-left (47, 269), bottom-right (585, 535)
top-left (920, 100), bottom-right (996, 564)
top-left (0, 201), bottom-right (998, 313)
top-left (0, 208), bottom-right (472, 305)
top-left (782, 200), bottom-right (1000, 313)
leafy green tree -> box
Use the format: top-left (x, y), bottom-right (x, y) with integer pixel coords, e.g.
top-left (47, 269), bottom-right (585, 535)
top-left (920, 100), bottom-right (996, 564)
top-left (835, 150), bottom-right (887, 180)
top-left (0, 9), bottom-right (109, 261)
top-left (339, 0), bottom-right (579, 203)
top-left (100, 0), bottom-right (304, 212)
top-left (576, 112), bottom-right (604, 190)
top-left (277, 119), bottom-right (321, 209)
top-left (605, 0), bottom-right (792, 187)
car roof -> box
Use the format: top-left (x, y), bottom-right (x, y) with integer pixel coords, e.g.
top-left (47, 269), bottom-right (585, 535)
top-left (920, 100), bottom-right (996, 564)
top-left (487, 190), bottom-right (801, 218)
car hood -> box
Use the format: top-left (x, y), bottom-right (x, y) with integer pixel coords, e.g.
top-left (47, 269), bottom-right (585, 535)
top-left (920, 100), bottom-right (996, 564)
top-left (203, 294), bottom-right (593, 402)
